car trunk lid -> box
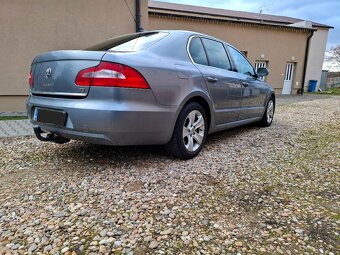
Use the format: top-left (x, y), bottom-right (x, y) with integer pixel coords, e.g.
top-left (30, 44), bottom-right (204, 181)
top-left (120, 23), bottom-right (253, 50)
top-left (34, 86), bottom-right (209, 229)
top-left (31, 50), bottom-right (105, 98)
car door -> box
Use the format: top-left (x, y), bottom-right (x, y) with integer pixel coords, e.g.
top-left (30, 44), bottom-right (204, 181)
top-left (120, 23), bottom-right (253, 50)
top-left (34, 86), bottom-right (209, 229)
top-left (227, 46), bottom-right (267, 120)
top-left (188, 37), bottom-right (242, 125)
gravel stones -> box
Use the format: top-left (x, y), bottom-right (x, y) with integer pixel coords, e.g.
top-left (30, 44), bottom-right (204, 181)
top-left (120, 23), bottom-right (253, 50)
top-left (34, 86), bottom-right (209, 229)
top-left (61, 247), bottom-right (69, 253)
top-left (160, 228), bottom-right (172, 235)
top-left (0, 95), bottom-right (339, 254)
top-left (295, 228), bottom-right (304, 234)
top-left (27, 243), bottom-right (37, 253)
top-left (99, 229), bottom-right (107, 237)
top-left (149, 240), bottom-right (159, 249)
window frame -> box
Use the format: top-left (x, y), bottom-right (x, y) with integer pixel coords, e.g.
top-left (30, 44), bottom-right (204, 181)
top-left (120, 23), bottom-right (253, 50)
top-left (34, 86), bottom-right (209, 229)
top-left (86, 32), bottom-right (169, 52)
top-left (187, 36), bottom-right (233, 71)
top-left (187, 37), bottom-right (209, 66)
top-left (226, 45), bottom-right (257, 78)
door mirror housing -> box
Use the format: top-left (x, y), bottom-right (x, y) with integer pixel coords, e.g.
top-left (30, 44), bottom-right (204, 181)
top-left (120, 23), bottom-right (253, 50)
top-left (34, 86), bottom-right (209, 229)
top-left (257, 67), bottom-right (269, 78)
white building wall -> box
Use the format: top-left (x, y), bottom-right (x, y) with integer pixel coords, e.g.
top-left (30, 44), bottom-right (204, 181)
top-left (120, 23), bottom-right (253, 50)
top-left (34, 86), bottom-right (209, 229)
top-left (305, 27), bottom-right (329, 90)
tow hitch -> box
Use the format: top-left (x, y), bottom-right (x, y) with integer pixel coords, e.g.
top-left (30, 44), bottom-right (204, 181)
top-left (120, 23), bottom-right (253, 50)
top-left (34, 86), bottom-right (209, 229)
top-left (33, 126), bottom-right (70, 144)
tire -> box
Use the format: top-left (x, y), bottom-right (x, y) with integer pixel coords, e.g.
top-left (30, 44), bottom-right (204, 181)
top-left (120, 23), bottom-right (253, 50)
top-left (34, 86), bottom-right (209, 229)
top-left (258, 97), bottom-right (275, 127)
top-left (166, 102), bottom-right (208, 159)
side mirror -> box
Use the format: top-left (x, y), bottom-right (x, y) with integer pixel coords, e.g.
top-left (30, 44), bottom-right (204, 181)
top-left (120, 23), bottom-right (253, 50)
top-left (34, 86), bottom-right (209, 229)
top-left (257, 67), bottom-right (269, 78)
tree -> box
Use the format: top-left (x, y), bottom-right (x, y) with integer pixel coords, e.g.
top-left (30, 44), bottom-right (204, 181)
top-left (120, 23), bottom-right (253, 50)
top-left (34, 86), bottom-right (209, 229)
top-left (329, 45), bottom-right (340, 65)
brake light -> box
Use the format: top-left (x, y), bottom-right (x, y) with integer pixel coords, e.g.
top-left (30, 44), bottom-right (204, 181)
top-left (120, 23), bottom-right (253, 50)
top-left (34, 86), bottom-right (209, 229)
top-left (75, 62), bottom-right (149, 89)
top-left (29, 69), bottom-right (33, 87)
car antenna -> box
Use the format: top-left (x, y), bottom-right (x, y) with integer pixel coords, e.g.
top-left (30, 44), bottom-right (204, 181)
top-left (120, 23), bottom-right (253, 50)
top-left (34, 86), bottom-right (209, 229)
top-left (123, 0), bottom-right (144, 32)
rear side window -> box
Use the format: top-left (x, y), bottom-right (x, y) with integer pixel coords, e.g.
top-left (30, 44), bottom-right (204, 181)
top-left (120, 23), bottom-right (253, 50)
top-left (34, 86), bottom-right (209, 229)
top-left (201, 38), bottom-right (232, 70)
top-left (87, 32), bottom-right (169, 52)
top-left (188, 37), bottom-right (208, 65)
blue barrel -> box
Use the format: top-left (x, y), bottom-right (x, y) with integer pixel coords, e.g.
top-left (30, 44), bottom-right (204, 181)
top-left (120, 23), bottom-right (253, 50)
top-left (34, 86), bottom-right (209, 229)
top-left (308, 80), bottom-right (317, 92)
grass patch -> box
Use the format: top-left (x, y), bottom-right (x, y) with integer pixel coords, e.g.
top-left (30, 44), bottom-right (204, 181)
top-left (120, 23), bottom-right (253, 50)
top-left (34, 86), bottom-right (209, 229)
top-left (0, 116), bottom-right (28, 121)
top-left (307, 87), bottom-right (340, 96)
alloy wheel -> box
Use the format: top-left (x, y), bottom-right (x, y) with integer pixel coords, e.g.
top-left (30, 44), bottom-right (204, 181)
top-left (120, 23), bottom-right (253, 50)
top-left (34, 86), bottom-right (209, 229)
top-left (182, 110), bottom-right (205, 152)
top-left (267, 100), bottom-right (274, 124)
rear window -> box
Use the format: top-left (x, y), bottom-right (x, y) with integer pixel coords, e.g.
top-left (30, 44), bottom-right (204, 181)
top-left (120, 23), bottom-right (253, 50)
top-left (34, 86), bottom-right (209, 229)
top-left (188, 37), bottom-right (209, 65)
top-left (87, 32), bottom-right (169, 52)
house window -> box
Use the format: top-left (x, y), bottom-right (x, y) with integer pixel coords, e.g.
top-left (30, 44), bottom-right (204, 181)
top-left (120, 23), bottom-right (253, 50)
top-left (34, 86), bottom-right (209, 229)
top-left (255, 61), bottom-right (268, 81)
top-left (240, 51), bottom-right (248, 57)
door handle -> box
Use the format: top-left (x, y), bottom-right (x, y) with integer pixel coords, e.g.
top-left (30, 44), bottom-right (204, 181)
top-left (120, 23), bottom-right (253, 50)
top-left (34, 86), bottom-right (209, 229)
top-left (242, 82), bottom-right (249, 87)
top-left (207, 76), bottom-right (218, 83)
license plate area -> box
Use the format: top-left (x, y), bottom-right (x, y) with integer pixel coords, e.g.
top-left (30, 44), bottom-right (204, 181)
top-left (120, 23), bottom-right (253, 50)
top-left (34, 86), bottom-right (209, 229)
top-left (34, 107), bottom-right (67, 127)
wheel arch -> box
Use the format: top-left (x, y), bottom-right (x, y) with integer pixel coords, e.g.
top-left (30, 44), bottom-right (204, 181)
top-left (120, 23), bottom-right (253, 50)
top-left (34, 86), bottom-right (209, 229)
top-left (260, 91), bottom-right (275, 117)
top-left (264, 91), bottom-right (275, 107)
top-left (270, 92), bottom-right (276, 103)
top-left (178, 92), bottom-right (213, 132)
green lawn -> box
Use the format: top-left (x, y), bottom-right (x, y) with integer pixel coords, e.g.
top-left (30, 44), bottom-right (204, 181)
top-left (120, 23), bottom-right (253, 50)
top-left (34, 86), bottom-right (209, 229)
top-left (0, 116), bottom-right (28, 121)
top-left (308, 87), bottom-right (340, 96)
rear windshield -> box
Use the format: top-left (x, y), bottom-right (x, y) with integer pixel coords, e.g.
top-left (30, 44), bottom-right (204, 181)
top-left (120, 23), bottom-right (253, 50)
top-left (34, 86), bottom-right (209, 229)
top-left (86, 32), bottom-right (169, 52)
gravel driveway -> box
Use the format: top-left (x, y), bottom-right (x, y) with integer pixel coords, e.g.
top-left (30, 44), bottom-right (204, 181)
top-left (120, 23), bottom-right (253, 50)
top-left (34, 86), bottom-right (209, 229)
top-left (0, 95), bottom-right (339, 255)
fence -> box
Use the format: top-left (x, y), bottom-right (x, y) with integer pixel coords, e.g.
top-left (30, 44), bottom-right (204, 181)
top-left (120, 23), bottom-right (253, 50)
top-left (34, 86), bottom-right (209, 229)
top-left (327, 72), bottom-right (340, 88)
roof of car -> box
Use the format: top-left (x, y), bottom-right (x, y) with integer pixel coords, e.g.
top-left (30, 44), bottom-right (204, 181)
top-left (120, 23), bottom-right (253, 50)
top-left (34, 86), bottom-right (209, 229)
top-left (145, 30), bottom-right (225, 41)
top-left (149, 1), bottom-right (333, 29)
top-left (144, 30), bottom-right (237, 49)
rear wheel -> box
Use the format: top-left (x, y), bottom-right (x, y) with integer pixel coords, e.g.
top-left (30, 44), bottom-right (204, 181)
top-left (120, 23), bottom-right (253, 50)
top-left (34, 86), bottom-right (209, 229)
top-left (259, 97), bottom-right (275, 127)
top-left (166, 102), bottom-right (207, 159)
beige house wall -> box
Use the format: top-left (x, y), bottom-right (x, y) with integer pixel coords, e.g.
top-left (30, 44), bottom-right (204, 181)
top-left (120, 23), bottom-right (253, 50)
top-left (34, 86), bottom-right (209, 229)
top-left (0, 0), bottom-right (148, 111)
top-left (0, 96), bottom-right (28, 112)
top-left (0, 0), bottom-right (318, 111)
top-left (148, 14), bottom-right (310, 95)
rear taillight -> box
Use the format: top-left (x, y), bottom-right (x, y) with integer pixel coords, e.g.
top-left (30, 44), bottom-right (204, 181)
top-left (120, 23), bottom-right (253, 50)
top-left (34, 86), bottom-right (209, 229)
top-left (29, 69), bottom-right (33, 87)
top-left (75, 62), bottom-right (149, 89)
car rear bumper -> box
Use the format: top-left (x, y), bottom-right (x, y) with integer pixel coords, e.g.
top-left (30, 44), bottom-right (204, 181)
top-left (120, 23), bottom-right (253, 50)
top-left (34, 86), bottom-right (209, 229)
top-left (26, 87), bottom-right (179, 145)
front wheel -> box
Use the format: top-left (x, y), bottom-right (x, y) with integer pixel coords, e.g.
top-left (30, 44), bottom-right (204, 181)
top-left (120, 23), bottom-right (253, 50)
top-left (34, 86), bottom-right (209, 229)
top-left (166, 102), bottom-right (208, 159)
top-left (258, 97), bottom-right (275, 127)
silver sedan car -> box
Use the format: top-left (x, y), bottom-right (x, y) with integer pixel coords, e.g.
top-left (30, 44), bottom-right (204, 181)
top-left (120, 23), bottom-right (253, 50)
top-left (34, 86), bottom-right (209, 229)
top-left (27, 30), bottom-right (275, 159)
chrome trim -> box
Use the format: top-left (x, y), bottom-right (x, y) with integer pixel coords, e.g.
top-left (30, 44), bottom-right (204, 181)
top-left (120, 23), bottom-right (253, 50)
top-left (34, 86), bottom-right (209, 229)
top-left (32, 91), bottom-right (87, 97)
top-left (186, 35), bottom-right (197, 65)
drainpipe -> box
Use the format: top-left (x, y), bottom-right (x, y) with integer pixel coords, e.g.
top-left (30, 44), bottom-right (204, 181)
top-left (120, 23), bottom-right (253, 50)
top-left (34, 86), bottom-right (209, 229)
top-left (299, 30), bottom-right (314, 95)
top-left (136, 0), bottom-right (143, 32)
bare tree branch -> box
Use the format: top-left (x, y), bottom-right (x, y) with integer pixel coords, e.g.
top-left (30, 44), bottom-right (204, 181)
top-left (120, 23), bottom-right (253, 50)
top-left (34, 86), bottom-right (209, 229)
top-left (329, 45), bottom-right (340, 65)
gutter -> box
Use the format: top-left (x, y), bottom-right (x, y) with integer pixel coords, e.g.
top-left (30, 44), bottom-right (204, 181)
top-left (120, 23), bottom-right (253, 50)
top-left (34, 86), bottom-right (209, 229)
top-left (149, 10), bottom-right (315, 33)
top-left (299, 30), bottom-right (314, 95)
top-left (136, 0), bottom-right (143, 32)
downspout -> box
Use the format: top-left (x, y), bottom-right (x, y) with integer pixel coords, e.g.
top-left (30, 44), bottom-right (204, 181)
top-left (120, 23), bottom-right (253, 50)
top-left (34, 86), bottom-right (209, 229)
top-left (299, 30), bottom-right (314, 95)
top-left (136, 0), bottom-right (143, 32)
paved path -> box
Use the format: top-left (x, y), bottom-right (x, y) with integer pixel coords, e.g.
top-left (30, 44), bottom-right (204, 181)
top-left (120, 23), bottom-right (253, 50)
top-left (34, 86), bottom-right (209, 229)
top-left (0, 119), bottom-right (34, 138)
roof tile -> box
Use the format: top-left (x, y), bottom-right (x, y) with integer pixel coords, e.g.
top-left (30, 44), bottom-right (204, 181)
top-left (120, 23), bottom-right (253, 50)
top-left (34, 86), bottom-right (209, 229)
top-left (149, 1), bottom-right (333, 29)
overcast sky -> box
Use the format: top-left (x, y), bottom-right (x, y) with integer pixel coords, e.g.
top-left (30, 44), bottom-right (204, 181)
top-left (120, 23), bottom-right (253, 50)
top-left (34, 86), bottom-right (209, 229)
top-left (158, 0), bottom-right (339, 49)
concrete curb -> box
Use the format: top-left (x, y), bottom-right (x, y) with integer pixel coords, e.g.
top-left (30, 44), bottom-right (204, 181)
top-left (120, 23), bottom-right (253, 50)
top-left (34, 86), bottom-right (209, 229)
top-left (0, 112), bottom-right (27, 117)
